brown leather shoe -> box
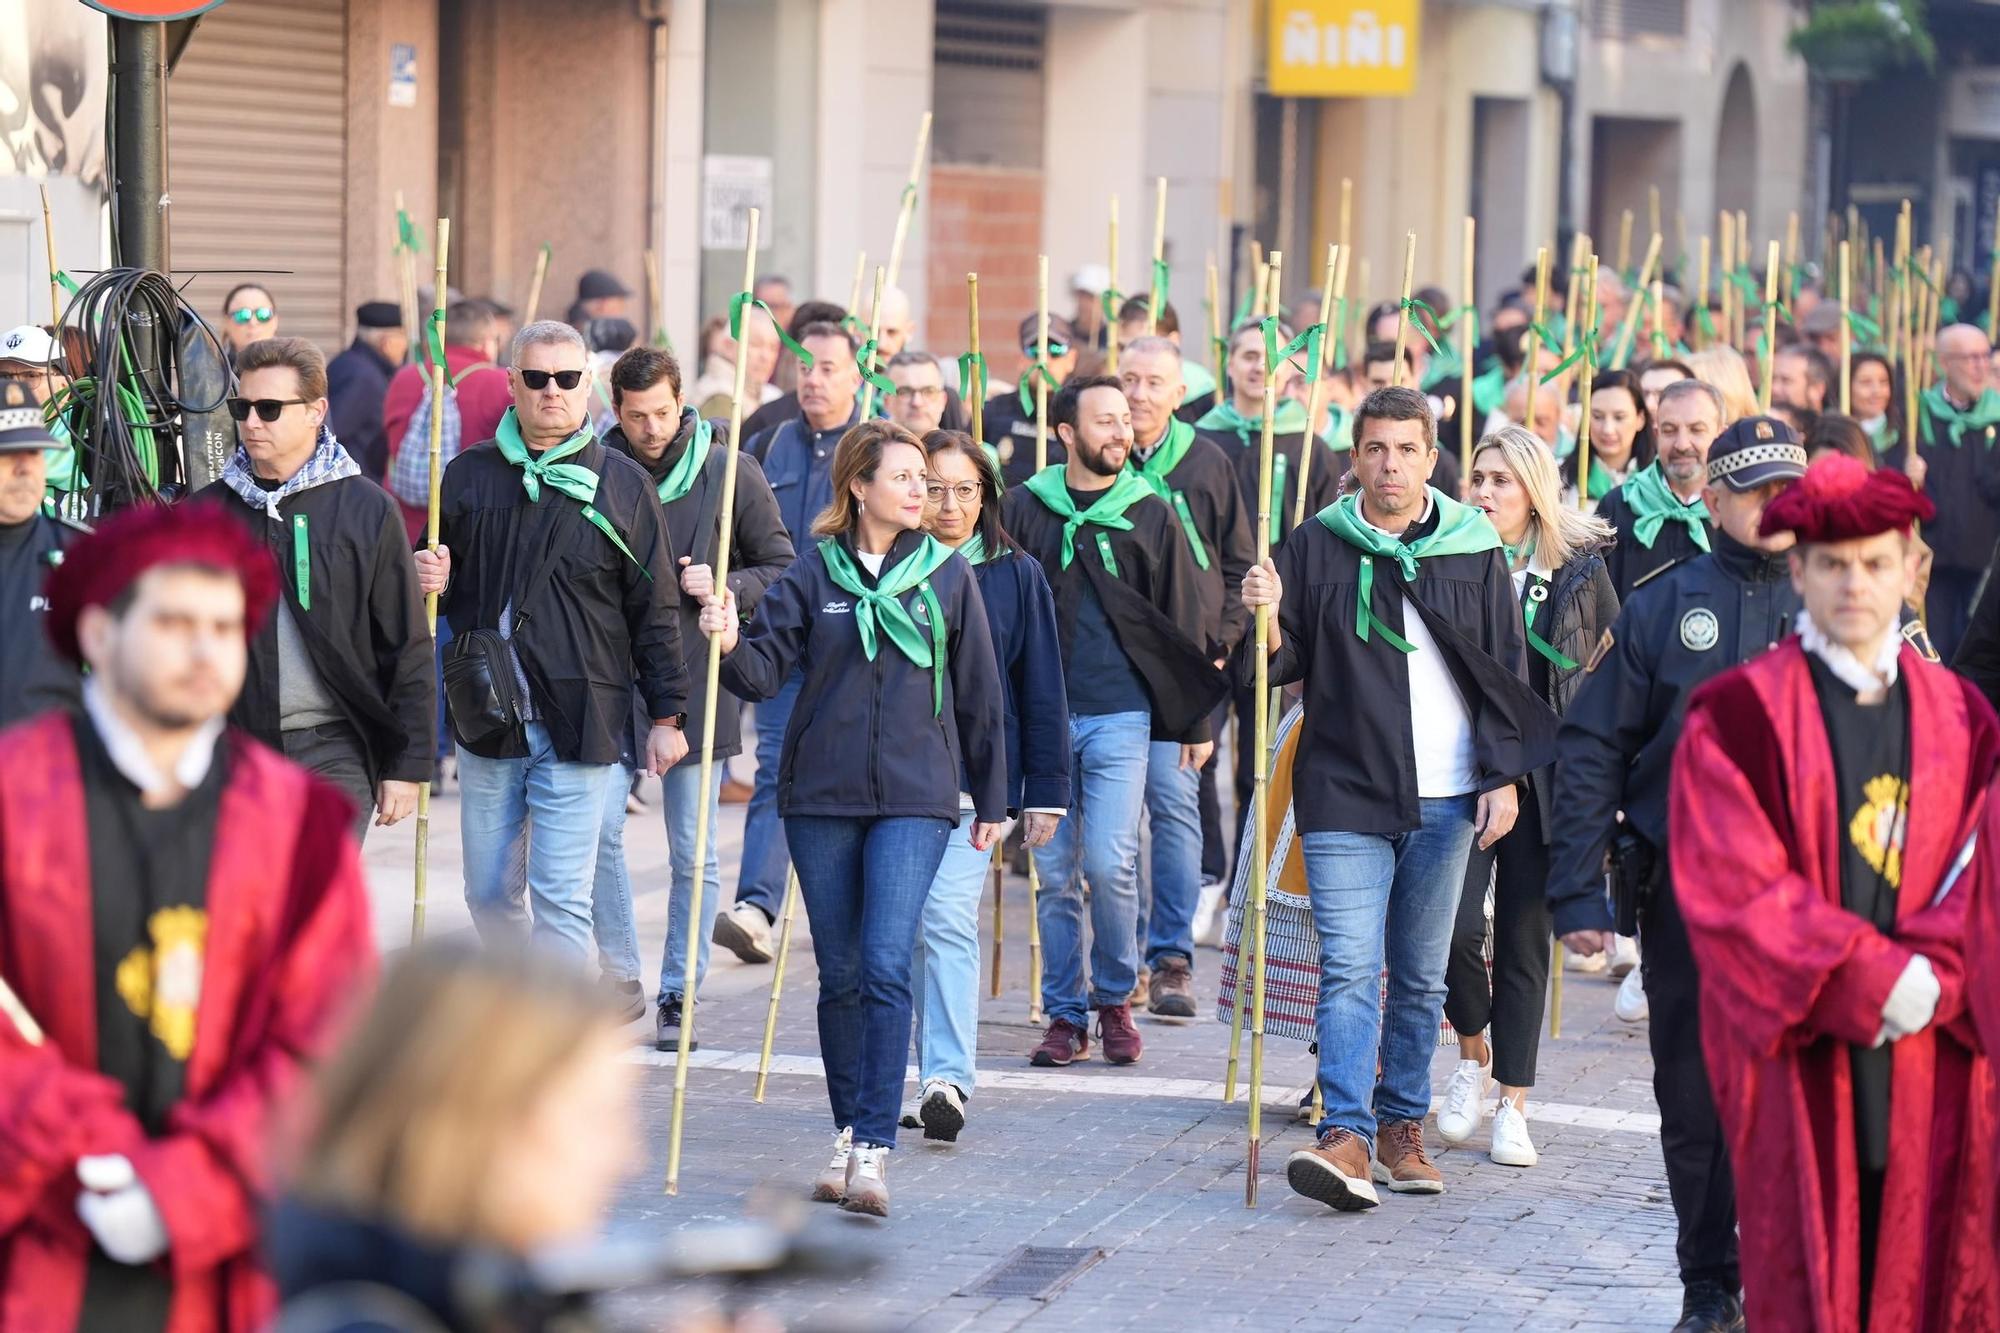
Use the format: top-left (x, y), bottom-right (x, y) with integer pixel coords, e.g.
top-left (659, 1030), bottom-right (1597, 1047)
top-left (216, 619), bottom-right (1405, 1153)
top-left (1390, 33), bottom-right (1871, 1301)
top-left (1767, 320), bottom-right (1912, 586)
top-left (1147, 955), bottom-right (1196, 1019)
top-left (1286, 1127), bottom-right (1380, 1211)
top-left (1128, 964), bottom-right (1150, 1008)
top-left (719, 776), bottom-right (753, 805)
top-left (1096, 1002), bottom-right (1144, 1065)
top-left (1371, 1119), bottom-right (1444, 1194)
top-left (1029, 1018), bottom-right (1089, 1067)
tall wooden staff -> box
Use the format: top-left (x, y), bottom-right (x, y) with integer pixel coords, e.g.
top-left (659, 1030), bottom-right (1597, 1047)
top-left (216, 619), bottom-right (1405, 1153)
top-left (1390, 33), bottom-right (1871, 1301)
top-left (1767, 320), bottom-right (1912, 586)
top-left (883, 112), bottom-right (933, 298)
top-left (1718, 214), bottom-right (1735, 351)
top-left (1026, 254), bottom-right (1050, 1027)
top-left (1735, 211), bottom-right (1751, 349)
top-left (1459, 217), bottom-right (1477, 479)
top-left (1694, 236), bottom-right (1711, 352)
top-left (965, 271), bottom-right (1006, 998)
top-left (1616, 210), bottom-right (1634, 281)
top-left (413, 218), bottom-right (450, 945)
top-left (1107, 195), bottom-right (1121, 375)
top-left (1206, 255), bottom-right (1224, 410)
top-left (847, 251), bottom-right (867, 320)
top-left (642, 248), bottom-right (668, 348)
top-left (1575, 254), bottom-right (1599, 515)
top-left (1391, 232), bottom-right (1416, 388)
top-left (1149, 176), bottom-right (1169, 330)
top-left (394, 191), bottom-right (421, 364)
top-left (38, 184), bottom-right (60, 327)
top-left (1840, 240), bottom-right (1853, 414)
top-left (1293, 243), bottom-right (1340, 528)
top-left (1524, 246), bottom-right (1550, 445)
top-left (752, 867), bottom-right (801, 1102)
top-left (1609, 233), bottom-right (1662, 369)
top-left (1783, 210), bottom-right (1800, 312)
top-left (1758, 240), bottom-right (1781, 414)
top-left (860, 267), bottom-right (888, 419)
top-left (1649, 188), bottom-right (1662, 256)
top-left (1331, 242), bottom-right (1352, 380)
top-left (1338, 178), bottom-right (1352, 258)
top-left (1562, 235), bottom-right (1586, 368)
top-left (524, 243), bottom-right (552, 326)
top-left (666, 208), bottom-right (764, 1195)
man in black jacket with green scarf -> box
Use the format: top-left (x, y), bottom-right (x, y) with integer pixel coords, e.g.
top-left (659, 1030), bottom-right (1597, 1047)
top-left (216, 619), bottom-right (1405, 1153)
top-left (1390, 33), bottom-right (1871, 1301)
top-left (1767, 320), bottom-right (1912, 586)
top-left (1596, 379), bottom-right (1722, 600)
top-left (1916, 323), bottom-right (2000, 659)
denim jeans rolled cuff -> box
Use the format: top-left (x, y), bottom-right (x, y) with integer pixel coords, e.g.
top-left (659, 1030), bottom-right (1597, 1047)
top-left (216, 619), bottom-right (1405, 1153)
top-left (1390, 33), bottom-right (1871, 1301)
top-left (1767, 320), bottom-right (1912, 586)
top-left (914, 811), bottom-right (991, 1096)
top-left (589, 763), bottom-right (642, 981)
top-left (1031, 710), bottom-right (1151, 1029)
top-left (786, 813), bottom-right (952, 1149)
top-left (734, 670), bottom-right (803, 920)
top-left (1139, 738), bottom-right (1203, 969)
top-left (1301, 793), bottom-right (1478, 1148)
top-left (656, 761), bottom-right (726, 1007)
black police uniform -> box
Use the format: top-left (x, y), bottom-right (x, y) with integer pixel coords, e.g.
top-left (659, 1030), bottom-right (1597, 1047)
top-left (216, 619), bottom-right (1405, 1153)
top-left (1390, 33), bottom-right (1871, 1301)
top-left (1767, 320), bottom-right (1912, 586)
top-left (1547, 416), bottom-right (1807, 1328)
top-left (0, 380), bottom-right (85, 728)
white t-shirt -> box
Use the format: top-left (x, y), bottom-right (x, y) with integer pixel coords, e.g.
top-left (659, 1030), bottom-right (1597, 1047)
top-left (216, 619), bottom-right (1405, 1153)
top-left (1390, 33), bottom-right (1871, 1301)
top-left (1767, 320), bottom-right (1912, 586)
top-left (1362, 495), bottom-right (1478, 798)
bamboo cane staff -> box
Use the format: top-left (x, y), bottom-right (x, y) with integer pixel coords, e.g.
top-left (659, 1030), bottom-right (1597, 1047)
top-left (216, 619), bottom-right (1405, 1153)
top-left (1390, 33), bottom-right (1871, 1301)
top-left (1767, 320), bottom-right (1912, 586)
top-left (1150, 175), bottom-right (1168, 330)
top-left (1695, 235), bottom-right (1711, 352)
top-left (1206, 255), bottom-right (1224, 411)
top-left (1758, 240), bottom-right (1781, 414)
top-left (1356, 255), bottom-right (1371, 338)
top-left (1718, 214), bottom-right (1734, 352)
top-left (642, 248), bottom-right (668, 349)
top-left (525, 243), bottom-right (552, 327)
top-left (1840, 240), bottom-right (1853, 415)
top-left (1651, 277), bottom-right (1667, 361)
top-left (1252, 261), bottom-right (1271, 321)
top-left (38, 184), bottom-right (59, 328)
top-left (1524, 246), bottom-right (1550, 450)
top-left (1107, 195), bottom-right (1121, 376)
top-left (1549, 939), bottom-right (1564, 1039)
top-left (1874, 235), bottom-right (1888, 350)
top-left (1609, 232), bottom-right (1662, 370)
top-left (1460, 217), bottom-right (1476, 481)
top-left (1293, 243), bottom-right (1340, 528)
top-left (394, 191), bottom-right (421, 365)
top-left (1391, 231), bottom-right (1416, 388)
top-left (1338, 177), bottom-right (1352, 259)
top-left (1331, 241), bottom-right (1352, 378)
top-left (1676, 211), bottom-right (1689, 279)
top-left (847, 251), bottom-right (867, 321)
top-left (883, 112), bottom-right (933, 299)
top-left (1026, 254), bottom-right (1050, 1028)
top-left (752, 870), bottom-right (801, 1103)
top-left (1576, 254), bottom-right (1599, 515)
top-left (413, 217), bottom-right (450, 946)
top-left (1562, 231), bottom-right (1589, 365)
top-left (666, 207), bottom-right (764, 1196)
top-left (1735, 211), bottom-right (1751, 350)
top-left (1650, 188), bottom-right (1662, 257)
top-left (1249, 238), bottom-right (1265, 308)
top-left (1892, 207), bottom-right (1911, 378)
top-left (963, 270), bottom-right (1004, 997)
top-left (860, 266), bottom-right (888, 419)
top-left (1783, 210), bottom-right (1800, 311)
top-left (1919, 252), bottom-right (1944, 398)
top-left (1616, 210), bottom-right (1633, 282)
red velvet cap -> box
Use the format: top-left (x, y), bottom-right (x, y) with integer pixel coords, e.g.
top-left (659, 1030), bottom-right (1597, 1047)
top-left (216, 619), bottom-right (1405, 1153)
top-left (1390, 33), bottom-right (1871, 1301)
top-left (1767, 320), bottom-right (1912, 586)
top-left (45, 500), bottom-right (280, 664)
top-left (1758, 453), bottom-right (1935, 543)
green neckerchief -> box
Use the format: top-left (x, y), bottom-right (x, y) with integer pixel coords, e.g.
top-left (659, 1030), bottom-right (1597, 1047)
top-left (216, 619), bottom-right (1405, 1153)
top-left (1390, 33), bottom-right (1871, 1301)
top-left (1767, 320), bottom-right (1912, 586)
top-left (655, 411), bottom-right (713, 505)
top-left (1194, 396), bottom-right (1308, 448)
top-left (956, 531), bottom-right (992, 567)
top-left (1578, 455), bottom-right (1621, 503)
top-left (1471, 362), bottom-right (1506, 418)
top-left (1620, 462), bottom-right (1712, 553)
top-left (1863, 416), bottom-right (1899, 453)
top-left (818, 534), bottom-right (957, 716)
top-left (1316, 489), bottom-right (1501, 651)
top-left (1920, 384), bottom-right (2000, 446)
top-left (1321, 403), bottom-right (1353, 453)
top-left (1515, 551), bottom-right (1577, 671)
top-left (494, 408), bottom-right (649, 576)
top-left (1022, 465), bottom-right (1154, 571)
top-left (1126, 418), bottom-right (1211, 571)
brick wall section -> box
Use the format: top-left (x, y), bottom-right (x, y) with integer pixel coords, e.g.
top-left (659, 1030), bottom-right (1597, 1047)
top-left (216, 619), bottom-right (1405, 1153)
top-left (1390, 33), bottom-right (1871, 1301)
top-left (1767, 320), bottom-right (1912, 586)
top-left (926, 165), bottom-right (1043, 386)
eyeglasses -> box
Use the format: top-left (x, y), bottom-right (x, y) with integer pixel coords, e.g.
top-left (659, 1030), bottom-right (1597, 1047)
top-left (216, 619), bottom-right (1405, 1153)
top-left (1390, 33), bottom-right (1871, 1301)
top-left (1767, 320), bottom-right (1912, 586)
top-left (926, 481), bottom-right (981, 504)
top-left (228, 306), bottom-right (274, 326)
top-left (893, 385), bottom-right (944, 402)
top-left (1021, 340), bottom-right (1071, 358)
top-left (225, 396), bottom-right (309, 422)
top-left (516, 367), bottom-right (585, 390)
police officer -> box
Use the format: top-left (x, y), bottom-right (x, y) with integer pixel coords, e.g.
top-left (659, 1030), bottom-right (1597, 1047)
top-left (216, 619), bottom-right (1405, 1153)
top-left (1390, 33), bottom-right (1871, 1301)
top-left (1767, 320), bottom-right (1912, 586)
top-left (0, 378), bottom-right (85, 726)
top-left (1547, 414), bottom-right (1808, 1333)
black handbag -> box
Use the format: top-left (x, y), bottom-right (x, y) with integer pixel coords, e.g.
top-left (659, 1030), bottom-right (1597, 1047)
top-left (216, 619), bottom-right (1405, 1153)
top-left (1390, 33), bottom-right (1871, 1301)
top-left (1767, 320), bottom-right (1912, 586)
top-left (442, 543), bottom-right (565, 749)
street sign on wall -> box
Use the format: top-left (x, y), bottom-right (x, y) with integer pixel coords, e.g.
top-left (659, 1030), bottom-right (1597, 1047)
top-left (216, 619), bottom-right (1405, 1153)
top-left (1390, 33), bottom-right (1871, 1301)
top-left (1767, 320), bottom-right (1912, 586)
top-left (1268, 1), bottom-right (1419, 98)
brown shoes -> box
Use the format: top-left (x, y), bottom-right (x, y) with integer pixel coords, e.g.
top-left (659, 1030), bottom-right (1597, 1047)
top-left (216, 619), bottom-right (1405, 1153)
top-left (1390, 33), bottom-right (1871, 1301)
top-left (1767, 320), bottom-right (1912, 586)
top-left (1029, 1018), bottom-right (1089, 1067)
top-left (1371, 1119), bottom-right (1444, 1194)
top-left (1147, 955), bottom-right (1197, 1019)
top-left (1128, 964), bottom-right (1151, 1008)
top-left (1096, 1003), bottom-right (1144, 1065)
top-left (1286, 1127), bottom-right (1379, 1211)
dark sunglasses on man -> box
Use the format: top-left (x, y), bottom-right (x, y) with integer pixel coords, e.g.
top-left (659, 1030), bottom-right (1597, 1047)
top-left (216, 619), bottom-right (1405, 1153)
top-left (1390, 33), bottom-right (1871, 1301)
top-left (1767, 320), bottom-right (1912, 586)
top-left (515, 367), bottom-right (585, 391)
top-left (226, 396), bottom-right (309, 423)
top-left (228, 306), bottom-right (274, 326)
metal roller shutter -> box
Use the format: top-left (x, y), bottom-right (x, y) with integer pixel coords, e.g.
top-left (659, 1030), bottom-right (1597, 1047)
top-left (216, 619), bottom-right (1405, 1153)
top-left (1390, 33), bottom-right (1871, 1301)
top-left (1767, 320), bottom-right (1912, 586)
top-left (168, 0), bottom-right (348, 353)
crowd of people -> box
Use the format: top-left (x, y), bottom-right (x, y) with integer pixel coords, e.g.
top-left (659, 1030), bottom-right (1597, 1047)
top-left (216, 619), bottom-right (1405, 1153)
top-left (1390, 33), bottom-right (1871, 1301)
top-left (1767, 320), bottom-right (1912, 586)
top-left (4, 243), bottom-right (2000, 1332)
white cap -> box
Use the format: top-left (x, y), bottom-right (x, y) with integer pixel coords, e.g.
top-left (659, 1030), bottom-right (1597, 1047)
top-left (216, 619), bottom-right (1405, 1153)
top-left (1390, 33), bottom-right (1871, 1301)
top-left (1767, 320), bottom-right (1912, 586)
top-left (1070, 263), bottom-right (1110, 296)
top-left (0, 326), bottom-right (56, 365)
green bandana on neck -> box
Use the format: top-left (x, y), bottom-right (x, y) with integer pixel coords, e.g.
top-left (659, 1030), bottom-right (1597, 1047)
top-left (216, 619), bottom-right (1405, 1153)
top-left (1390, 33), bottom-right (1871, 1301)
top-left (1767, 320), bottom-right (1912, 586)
top-left (955, 531), bottom-right (993, 567)
top-left (1578, 455), bottom-right (1622, 503)
top-left (818, 535), bottom-right (957, 715)
top-left (1125, 418), bottom-right (1211, 571)
top-left (1194, 397), bottom-right (1308, 448)
top-left (1022, 466), bottom-right (1155, 570)
top-left (1920, 384), bottom-right (2000, 446)
top-left (495, 409), bottom-right (649, 575)
top-left (1620, 462), bottom-right (1711, 552)
top-left (654, 411), bottom-right (713, 505)
top-left (1316, 489), bottom-right (1501, 651)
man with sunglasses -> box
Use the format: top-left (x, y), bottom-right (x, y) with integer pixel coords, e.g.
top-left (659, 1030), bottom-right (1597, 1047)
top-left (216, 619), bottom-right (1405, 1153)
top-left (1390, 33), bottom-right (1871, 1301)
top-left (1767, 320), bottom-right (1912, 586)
top-left (197, 337), bottom-right (434, 844)
top-left (990, 314), bottom-right (1081, 488)
top-left (414, 320), bottom-right (688, 967)
top-left (219, 283), bottom-right (278, 367)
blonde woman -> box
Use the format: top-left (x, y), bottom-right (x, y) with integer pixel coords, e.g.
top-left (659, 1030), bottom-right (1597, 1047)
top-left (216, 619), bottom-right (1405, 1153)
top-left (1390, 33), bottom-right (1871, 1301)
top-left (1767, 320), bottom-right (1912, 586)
top-left (1685, 345), bottom-right (1758, 424)
top-left (1436, 427), bottom-right (1618, 1168)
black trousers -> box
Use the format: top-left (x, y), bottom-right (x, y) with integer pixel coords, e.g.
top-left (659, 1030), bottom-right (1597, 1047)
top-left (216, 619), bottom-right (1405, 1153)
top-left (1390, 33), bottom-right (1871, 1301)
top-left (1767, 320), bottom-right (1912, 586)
top-left (1443, 820), bottom-right (1552, 1087)
top-left (1198, 698), bottom-right (1230, 884)
top-left (281, 720), bottom-right (374, 845)
top-left (1641, 870), bottom-right (1739, 1292)
top-left (1927, 565), bottom-right (1983, 664)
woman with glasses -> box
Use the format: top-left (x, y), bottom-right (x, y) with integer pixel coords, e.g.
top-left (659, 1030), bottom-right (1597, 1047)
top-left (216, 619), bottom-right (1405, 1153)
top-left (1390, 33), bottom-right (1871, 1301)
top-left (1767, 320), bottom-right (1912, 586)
top-left (220, 283), bottom-right (278, 365)
top-left (699, 419), bottom-right (1008, 1217)
top-left (896, 429), bottom-right (1069, 1145)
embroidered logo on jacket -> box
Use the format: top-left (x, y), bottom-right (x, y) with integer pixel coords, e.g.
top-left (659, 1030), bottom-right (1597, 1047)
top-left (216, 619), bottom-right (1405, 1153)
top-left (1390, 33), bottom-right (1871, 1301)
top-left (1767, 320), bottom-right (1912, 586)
top-left (1848, 774), bottom-right (1909, 888)
top-left (822, 599), bottom-right (851, 614)
top-left (1679, 608), bottom-right (1719, 652)
top-left (115, 905), bottom-right (208, 1061)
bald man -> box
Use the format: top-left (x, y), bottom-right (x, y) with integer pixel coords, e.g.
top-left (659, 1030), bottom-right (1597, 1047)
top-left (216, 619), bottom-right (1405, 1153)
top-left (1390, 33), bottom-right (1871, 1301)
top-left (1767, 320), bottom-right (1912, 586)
top-left (1917, 323), bottom-right (2000, 658)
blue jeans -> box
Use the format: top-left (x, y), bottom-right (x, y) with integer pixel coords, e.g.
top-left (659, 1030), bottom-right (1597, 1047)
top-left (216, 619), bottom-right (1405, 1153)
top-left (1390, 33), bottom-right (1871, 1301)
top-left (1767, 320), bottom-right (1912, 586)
top-left (590, 763), bottom-right (639, 981)
top-left (735, 671), bottom-right (802, 920)
top-left (913, 811), bottom-right (990, 1096)
top-left (433, 616), bottom-right (455, 761)
top-left (1302, 794), bottom-right (1479, 1148)
top-left (458, 721), bottom-right (611, 966)
top-left (1135, 739), bottom-right (1202, 969)
top-left (1031, 711), bottom-right (1150, 1029)
top-left (656, 761), bottom-right (726, 1006)
top-left (786, 814), bottom-right (951, 1148)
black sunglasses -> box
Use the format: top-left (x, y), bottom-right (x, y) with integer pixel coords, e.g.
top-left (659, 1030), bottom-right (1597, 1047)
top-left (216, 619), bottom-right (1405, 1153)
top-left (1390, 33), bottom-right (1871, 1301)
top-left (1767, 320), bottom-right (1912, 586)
top-left (226, 396), bottom-right (310, 423)
top-left (516, 367), bottom-right (585, 390)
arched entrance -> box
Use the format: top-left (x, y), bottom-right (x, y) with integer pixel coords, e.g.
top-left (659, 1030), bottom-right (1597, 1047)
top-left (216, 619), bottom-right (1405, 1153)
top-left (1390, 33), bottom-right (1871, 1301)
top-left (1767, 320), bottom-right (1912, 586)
top-left (1715, 63), bottom-right (1758, 222)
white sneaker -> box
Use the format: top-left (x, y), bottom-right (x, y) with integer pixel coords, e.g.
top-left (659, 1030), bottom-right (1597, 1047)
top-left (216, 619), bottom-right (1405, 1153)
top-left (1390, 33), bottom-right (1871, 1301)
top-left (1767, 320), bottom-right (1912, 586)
top-left (843, 1144), bottom-right (890, 1216)
top-left (811, 1127), bottom-right (853, 1202)
top-left (1615, 967), bottom-right (1649, 1022)
top-left (1489, 1100), bottom-right (1538, 1167)
top-left (1192, 881), bottom-right (1229, 948)
top-left (1567, 948), bottom-right (1609, 975)
top-left (898, 1099), bottom-right (922, 1131)
top-left (713, 901), bottom-right (775, 964)
top-left (918, 1079), bottom-right (967, 1143)
top-left (1435, 1057), bottom-right (1492, 1145)
top-left (1609, 935), bottom-right (1641, 978)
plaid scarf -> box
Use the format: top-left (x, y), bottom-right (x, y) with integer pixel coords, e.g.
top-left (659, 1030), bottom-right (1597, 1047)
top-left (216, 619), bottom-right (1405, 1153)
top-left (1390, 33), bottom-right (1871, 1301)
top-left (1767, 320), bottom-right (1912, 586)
top-left (219, 425), bottom-right (360, 517)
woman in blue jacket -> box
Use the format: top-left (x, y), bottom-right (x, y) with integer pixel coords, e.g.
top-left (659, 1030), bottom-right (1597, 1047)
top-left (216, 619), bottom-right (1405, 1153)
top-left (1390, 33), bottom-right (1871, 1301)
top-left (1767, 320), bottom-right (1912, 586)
top-left (899, 430), bottom-right (1070, 1146)
top-left (702, 419), bottom-right (1008, 1218)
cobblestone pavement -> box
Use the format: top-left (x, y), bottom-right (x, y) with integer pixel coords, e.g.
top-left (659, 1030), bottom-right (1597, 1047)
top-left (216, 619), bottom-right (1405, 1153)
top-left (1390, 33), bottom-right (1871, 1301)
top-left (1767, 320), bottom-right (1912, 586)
top-left (363, 773), bottom-right (1680, 1331)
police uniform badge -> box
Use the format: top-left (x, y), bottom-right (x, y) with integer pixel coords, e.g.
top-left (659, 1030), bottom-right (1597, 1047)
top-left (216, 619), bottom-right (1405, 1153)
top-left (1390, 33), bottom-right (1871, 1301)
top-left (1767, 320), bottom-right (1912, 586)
top-left (1584, 627), bottom-right (1615, 673)
top-left (1679, 607), bottom-right (1719, 652)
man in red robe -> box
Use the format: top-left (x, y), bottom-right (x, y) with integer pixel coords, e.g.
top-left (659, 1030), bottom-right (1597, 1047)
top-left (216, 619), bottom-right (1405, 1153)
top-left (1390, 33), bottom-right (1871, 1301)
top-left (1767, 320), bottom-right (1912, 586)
top-left (0, 502), bottom-right (376, 1331)
top-left (1670, 454), bottom-right (2000, 1333)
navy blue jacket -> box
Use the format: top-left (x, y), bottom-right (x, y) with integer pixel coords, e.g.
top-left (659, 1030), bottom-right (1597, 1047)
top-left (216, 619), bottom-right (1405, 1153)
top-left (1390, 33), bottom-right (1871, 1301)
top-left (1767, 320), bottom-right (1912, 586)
top-left (747, 403), bottom-right (862, 545)
top-left (719, 527), bottom-right (1008, 823)
top-left (970, 547), bottom-right (1071, 814)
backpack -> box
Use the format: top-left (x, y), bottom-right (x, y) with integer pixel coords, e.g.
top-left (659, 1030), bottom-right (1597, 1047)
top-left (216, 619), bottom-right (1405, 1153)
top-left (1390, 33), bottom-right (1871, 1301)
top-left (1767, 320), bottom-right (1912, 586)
top-left (388, 361), bottom-right (493, 509)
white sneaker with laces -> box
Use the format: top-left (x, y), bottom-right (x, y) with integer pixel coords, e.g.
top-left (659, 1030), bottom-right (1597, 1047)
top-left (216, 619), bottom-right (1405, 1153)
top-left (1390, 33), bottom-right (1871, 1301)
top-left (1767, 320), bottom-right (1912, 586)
top-left (898, 1099), bottom-right (922, 1131)
top-left (1192, 881), bottom-right (1228, 948)
top-left (1609, 935), bottom-right (1641, 978)
top-left (811, 1127), bottom-right (852, 1202)
top-left (918, 1078), bottom-right (967, 1142)
top-left (1615, 967), bottom-right (1649, 1023)
top-left (1435, 1057), bottom-right (1492, 1145)
top-left (714, 901), bottom-right (775, 963)
top-left (1489, 1100), bottom-right (1538, 1167)
top-left (843, 1144), bottom-right (891, 1216)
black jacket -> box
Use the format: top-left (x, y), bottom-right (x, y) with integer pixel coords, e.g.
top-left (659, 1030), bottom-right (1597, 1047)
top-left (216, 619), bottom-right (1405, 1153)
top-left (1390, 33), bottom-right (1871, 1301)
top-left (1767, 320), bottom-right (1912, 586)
top-left (1595, 469), bottom-right (1713, 601)
top-left (1132, 426), bottom-right (1255, 659)
top-left (437, 432), bottom-right (688, 763)
top-left (1955, 537), bottom-right (2000, 711)
top-left (719, 528), bottom-right (1007, 822)
top-left (1195, 425), bottom-right (1345, 556)
top-left (1916, 402), bottom-right (2000, 574)
top-left (1261, 496), bottom-right (1556, 835)
top-left (986, 391), bottom-right (1060, 489)
top-left (969, 548), bottom-right (1072, 814)
top-left (1515, 546), bottom-right (1620, 843)
top-left (0, 512), bottom-right (85, 728)
top-left (1003, 479), bottom-right (1228, 744)
top-left (199, 474), bottom-right (435, 785)
top-left (604, 414), bottom-right (794, 758)
top-left (324, 338), bottom-right (398, 482)
top-left (1546, 531), bottom-right (1799, 936)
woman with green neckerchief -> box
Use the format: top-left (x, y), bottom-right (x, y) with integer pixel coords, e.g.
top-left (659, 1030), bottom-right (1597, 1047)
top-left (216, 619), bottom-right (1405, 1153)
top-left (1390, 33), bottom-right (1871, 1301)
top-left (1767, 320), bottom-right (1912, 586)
top-left (1561, 368), bottom-right (1655, 513)
top-left (1851, 352), bottom-right (1902, 458)
top-left (700, 419), bottom-right (1008, 1219)
top-left (1435, 426), bottom-right (1617, 1169)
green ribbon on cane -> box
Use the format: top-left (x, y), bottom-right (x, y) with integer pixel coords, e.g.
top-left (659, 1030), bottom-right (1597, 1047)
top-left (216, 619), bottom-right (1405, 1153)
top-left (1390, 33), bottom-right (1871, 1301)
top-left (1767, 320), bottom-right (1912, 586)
top-left (1397, 297), bottom-right (1446, 357)
top-left (1150, 257), bottom-right (1171, 315)
top-left (1844, 308), bottom-right (1882, 348)
top-left (1329, 296), bottom-right (1350, 369)
top-left (1693, 305), bottom-right (1719, 344)
top-left (1260, 315), bottom-right (1325, 382)
top-left (1100, 287), bottom-right (1126, 326)
top-left (729, 292), bottom-right (814, 369)
top-left (395, 208), bottom-right (421, 255)
top-left (1017, 361), bottom-right (1061, 418)
top-left (1437, 304), bottom-right (1480, 346)
top-left (421, 309), bottom-right (447, 374)
top-left (957, 351), bottom-right (988, 408)
top-left (855, 338), bottom-right (895, 400)
top-left (1541, 329), bottom-right (1599, 386)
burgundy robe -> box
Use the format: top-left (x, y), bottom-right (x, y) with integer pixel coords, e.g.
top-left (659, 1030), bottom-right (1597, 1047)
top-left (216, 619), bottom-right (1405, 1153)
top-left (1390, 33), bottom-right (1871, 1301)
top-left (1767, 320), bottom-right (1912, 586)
top-left (0, 712), bottom-right (376, 1332)
top-left (1669, 640), bottom-right (2000, 1333)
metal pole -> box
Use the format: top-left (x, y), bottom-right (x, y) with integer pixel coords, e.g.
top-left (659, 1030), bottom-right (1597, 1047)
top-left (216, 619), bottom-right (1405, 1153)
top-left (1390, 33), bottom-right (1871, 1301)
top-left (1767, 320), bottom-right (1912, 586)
top-left (110, 19), bottom-right (169, 274)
